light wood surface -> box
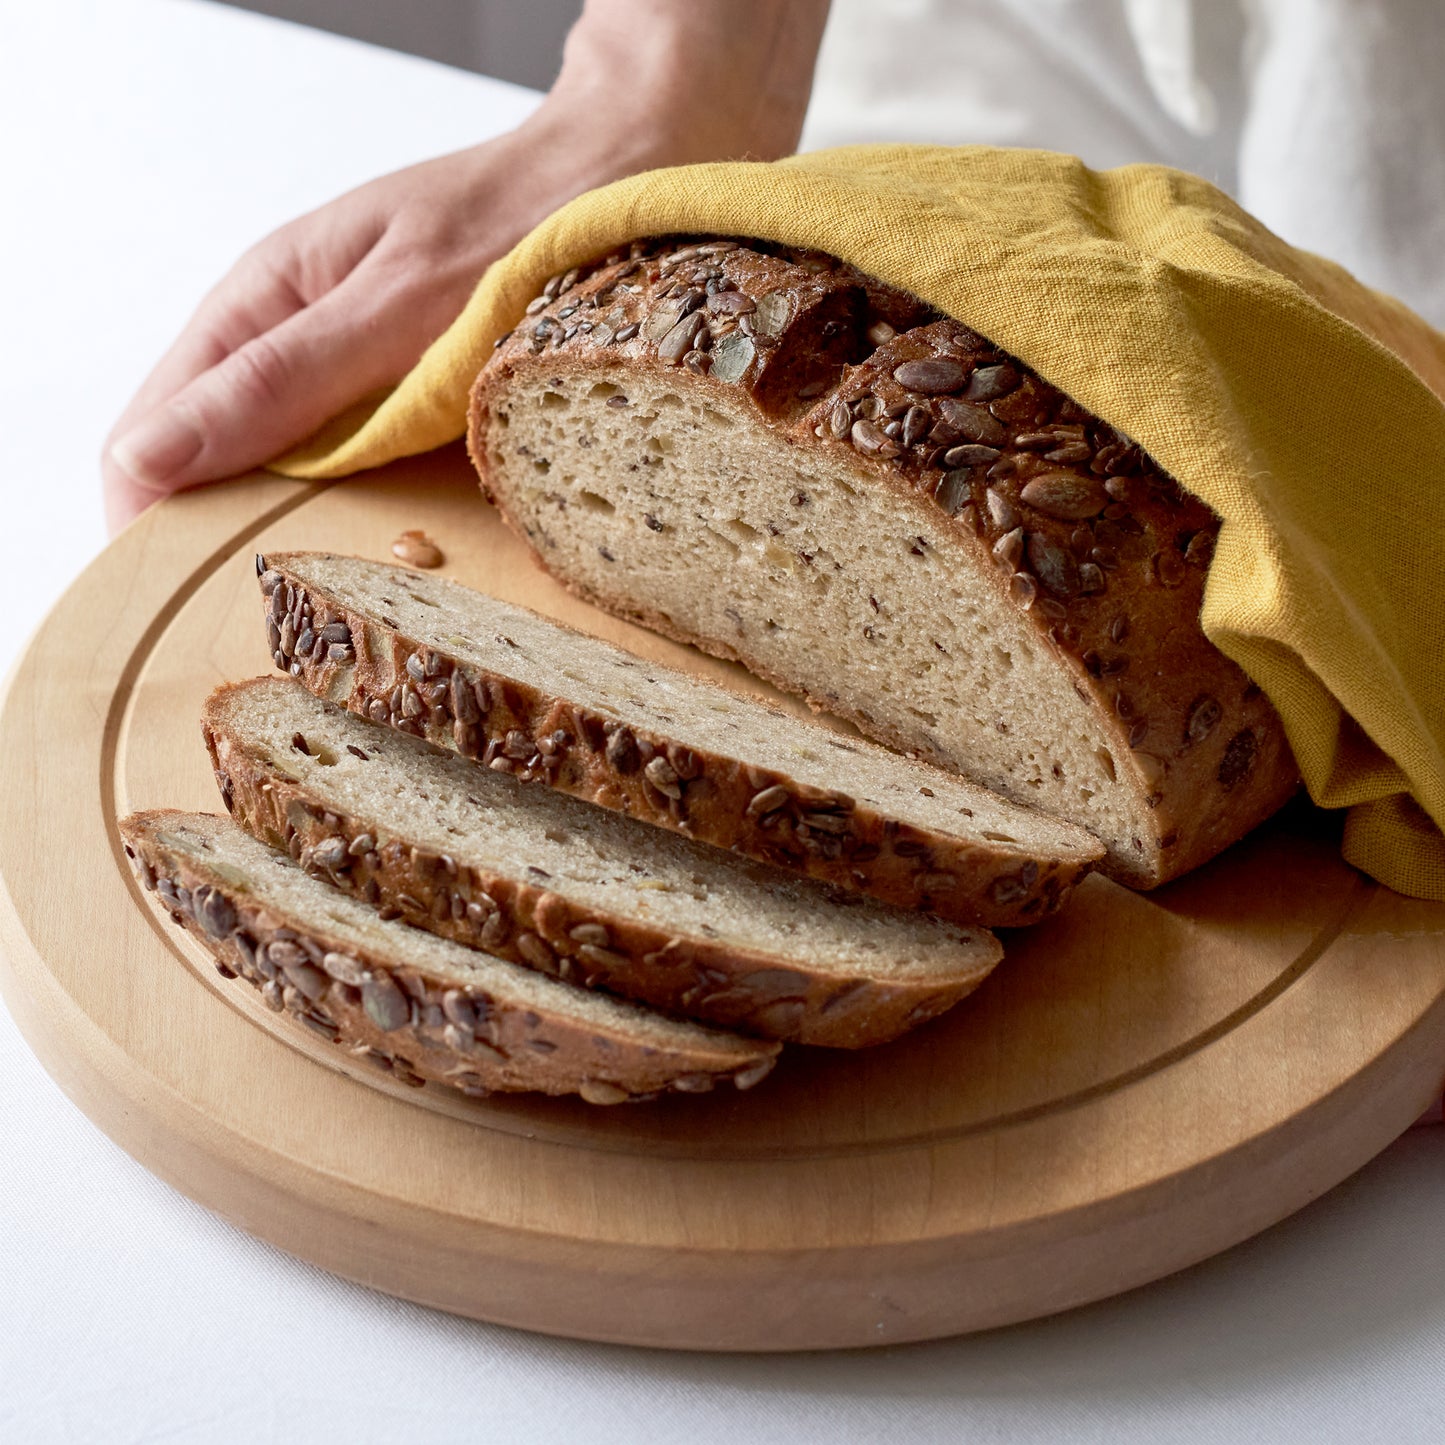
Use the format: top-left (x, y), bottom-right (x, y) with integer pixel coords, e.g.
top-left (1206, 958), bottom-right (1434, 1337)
top-left (3, 446), bottom-right (1444, 1351)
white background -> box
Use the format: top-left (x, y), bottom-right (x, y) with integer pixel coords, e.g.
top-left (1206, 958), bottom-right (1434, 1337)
top-left (3, 2), bottom-right (1445, 1440)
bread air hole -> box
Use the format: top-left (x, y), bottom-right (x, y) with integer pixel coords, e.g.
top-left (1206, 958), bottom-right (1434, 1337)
top-left (578, 491), bottom-right (615, 516)
top-left (762, 542), bottom-right (797, 573)
top-left (288, 735), bottom-right (339, 767)
top-left (541, 391), bottom-right (569, 410)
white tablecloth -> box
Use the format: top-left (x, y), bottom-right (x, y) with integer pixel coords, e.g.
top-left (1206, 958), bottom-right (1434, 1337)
top-left (4, 3), bottom-right (1445, 1440)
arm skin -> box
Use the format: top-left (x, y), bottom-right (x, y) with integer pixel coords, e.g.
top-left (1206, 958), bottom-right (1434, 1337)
top-left (102, 0), bottom-right (832, 532)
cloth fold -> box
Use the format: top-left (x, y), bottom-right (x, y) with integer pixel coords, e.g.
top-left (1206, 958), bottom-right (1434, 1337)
top-left (273, 144), bottom-right (1445, 900)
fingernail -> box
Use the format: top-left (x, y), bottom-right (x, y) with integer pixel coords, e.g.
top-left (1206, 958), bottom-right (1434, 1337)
top-left (110, 405), bottom-right (204, 488)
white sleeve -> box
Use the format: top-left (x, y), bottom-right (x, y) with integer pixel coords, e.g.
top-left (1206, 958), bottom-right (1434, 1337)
top-left (799, 0), bottom-right (1242, 180)
top-left (1236, 0), bottom-right (1445, 327)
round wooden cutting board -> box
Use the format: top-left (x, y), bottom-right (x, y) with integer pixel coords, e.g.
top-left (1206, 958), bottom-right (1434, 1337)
top-left (3, 447), bottom-right (1444, 1352)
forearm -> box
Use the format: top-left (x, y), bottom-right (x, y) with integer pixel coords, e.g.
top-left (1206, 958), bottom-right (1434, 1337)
top-left (546, 0), bottom-right (832, 168)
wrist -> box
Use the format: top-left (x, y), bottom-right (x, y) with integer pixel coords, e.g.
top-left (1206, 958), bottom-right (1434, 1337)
top-left (547, 0), bottom-right (830, 169)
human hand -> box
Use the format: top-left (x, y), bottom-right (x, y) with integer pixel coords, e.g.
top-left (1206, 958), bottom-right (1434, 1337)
top-left (102, 0), bottom-right (831, 533)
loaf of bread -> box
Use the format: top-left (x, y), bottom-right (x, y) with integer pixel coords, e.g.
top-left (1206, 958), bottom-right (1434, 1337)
top-left (258, 550), bottom-right (1101, 926)
top-left (467, 236), bottom-right (1301, 887)
top-left (120, 811), bottom-right (780, 1102)
top-left (204, 677), bottom-right (1003, 1047)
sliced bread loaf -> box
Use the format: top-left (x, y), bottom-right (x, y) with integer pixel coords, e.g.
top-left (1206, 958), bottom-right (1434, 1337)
top-left (467, 236), bottom-right (1300, 888)
top-left (120, 810), bottom-right (779, 1102)
top-left (203, 677), bottom-right (1003, 1048)
top-left (258, 550), bottom-right (1101, 927)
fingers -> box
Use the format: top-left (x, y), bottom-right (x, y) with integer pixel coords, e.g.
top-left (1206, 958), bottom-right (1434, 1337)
top-left (100, 144), bottom-right (523, 533)
top-left (102, 254), bottom-right (311, 531)
top-left (119, 204), bottom-right (387, 438)
top-left (105, 248), bottom-right (310, 462)
top-left (102, 208), bottom-right (392, 529)
top-left (103, 456), bottom-right (156, 533)
top-left (107, 256), bottom-right (424, 500)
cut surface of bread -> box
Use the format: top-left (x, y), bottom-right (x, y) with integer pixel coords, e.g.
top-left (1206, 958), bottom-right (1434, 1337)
top-left (468, 237), bottom-right (1299, 888)
top-left (121, 810), bottom-right (778, 1102)
top-left (260, 550), bottom-right (1101, 926)
top-left (204, 677), bottom-right (1003, 1048)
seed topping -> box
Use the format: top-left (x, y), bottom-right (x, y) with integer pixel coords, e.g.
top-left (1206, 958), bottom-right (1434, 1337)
top-left (643, 755), bottom-right (683, 799)
top-left (1186, 695), bottom-right (1223, 744)
top-left (936, 398), bottom-right (1007, 447)
top-left (1020, 473), bottom-right (1109, 520)
top-left (962, 364), bottom-right (1019, 402)
top-left (892, 358), bottom-right (968, 394)
top-left (391, 530), bottom-right (444, 569)
top-left (362, 973), bottom-right (410, 1032)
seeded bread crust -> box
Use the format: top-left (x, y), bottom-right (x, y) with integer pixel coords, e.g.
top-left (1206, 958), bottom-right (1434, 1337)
top-left (121, 811), bottom-right (779, 1103)
top-left (467, 236), bottom-right (1300, 887)
top-left (258, 552), bottom-right (1100, 927)
top-left (203, 683), bottom-right (1003, 1049)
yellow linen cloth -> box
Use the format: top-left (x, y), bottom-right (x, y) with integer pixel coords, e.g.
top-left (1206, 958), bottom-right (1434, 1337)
top-left (274, 145), bottom-right (1445, 900)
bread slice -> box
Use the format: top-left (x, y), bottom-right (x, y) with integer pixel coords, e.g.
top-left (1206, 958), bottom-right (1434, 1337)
top-left (121, 810), bottom-right (779, 1102)
top-left (467, 236), bottom-right (1300, 888)
top-left (258, 550), bottom-right (1101, 927)
top-left (203, 677), bottom-right (1003, 1048)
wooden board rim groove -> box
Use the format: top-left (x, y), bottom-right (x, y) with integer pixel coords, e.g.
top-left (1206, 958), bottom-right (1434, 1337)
top-left (3, 456), bottom-right (1444, 1350)
top-left (136, 856), bottom-right (1377, 1164)
top-left (100, 474), bottom-right (1380, 1164)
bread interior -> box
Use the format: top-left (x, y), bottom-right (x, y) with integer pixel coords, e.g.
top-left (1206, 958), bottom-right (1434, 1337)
top-left (212, 679), bottom-right (998, 983)
top-left (479, 370), bottom-right (1156, 873)
top-left (137, 812), bottom-right (762, 1056)
top-left (281, 552), bottom-right (1098, 863)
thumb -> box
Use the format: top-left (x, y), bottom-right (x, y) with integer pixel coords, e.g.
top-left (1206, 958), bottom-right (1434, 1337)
top-left (107, 273), bottom-right (424, 493)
